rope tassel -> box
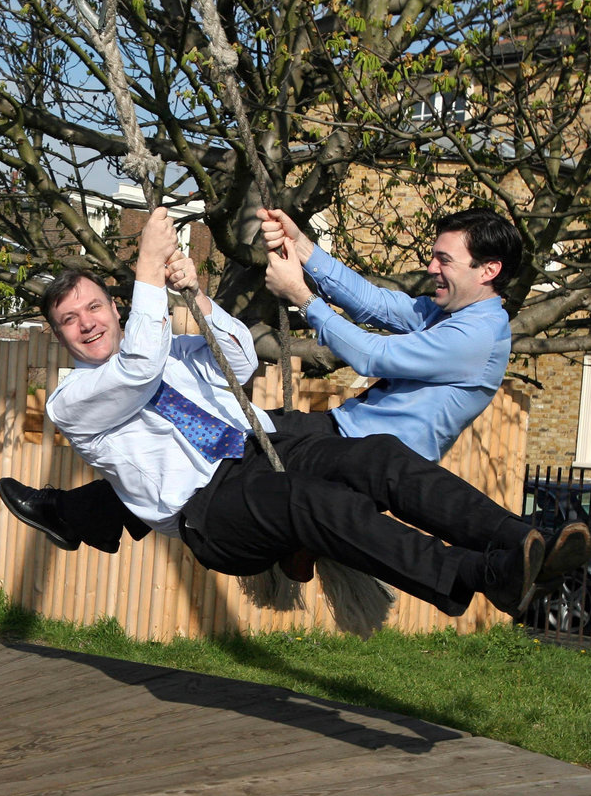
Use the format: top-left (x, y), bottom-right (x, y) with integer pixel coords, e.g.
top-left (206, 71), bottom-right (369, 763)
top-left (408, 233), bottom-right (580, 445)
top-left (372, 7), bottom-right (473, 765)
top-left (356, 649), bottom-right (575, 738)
top-left (238, 560), bottom-right (396, 639)
top-left (316, 560), bottom-right (396, 639)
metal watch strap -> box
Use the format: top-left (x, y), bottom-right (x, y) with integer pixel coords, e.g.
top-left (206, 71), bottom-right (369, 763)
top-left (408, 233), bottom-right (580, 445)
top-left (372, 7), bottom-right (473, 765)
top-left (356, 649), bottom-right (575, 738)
top-left (298, 294), bottom-right (318, 320)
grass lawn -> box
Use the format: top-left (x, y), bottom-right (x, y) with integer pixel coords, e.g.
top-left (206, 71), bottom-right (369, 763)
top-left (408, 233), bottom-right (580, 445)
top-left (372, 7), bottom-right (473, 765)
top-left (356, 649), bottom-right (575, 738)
top-left (1, 588), bottom-right (590, 768)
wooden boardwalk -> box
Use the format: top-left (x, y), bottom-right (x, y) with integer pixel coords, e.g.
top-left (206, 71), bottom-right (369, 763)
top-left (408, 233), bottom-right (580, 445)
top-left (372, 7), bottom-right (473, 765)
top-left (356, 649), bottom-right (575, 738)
top-left (1, 642), bottom-right (590, 796)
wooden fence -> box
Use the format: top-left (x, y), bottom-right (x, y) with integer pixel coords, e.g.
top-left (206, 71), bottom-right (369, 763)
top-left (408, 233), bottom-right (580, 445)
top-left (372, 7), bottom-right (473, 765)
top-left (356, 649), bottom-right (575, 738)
top-left (0, 320), bottom-right (530, 640)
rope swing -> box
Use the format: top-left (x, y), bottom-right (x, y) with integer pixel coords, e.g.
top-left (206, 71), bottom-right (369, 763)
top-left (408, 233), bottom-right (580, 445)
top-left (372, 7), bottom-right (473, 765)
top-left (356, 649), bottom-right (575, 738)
top-left (194, 0), bottom-right (294, 414)
top-left (75, 0), bottom-right (285, 476)
top-left (74, 0), bottom-right (396, 637)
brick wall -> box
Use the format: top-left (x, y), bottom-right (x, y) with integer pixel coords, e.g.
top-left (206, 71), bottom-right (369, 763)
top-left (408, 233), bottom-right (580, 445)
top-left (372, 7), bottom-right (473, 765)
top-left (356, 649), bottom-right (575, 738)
top-left (510, 354), bottom-right (584, 468)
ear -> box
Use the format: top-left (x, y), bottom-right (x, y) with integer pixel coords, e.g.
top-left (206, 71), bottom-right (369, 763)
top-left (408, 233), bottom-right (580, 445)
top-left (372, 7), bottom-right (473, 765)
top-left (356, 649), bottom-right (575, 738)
top-left (480, 259), bottom-right (502, 285)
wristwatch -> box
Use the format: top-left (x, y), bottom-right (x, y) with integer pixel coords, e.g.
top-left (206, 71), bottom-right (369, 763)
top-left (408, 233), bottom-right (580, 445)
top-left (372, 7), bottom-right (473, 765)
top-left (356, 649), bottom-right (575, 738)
top-left (298, 294), bottom-right (318, 320)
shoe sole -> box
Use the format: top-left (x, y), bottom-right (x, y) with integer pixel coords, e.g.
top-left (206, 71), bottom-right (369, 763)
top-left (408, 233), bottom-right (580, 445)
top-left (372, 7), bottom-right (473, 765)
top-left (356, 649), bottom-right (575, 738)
top-left (515, 530), bottom-right (546, 616)
top-left (0, 481), bottom-right (78, 551)
top-left (531, 576), bottom-right (564, 603)
top-left (537, 522), bottom-right (591, 583)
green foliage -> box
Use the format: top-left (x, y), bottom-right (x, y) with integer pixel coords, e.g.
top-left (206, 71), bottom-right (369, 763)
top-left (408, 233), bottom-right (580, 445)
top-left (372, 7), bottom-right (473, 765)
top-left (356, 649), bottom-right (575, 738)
top-left (0, 0), bottom-right (588, 357)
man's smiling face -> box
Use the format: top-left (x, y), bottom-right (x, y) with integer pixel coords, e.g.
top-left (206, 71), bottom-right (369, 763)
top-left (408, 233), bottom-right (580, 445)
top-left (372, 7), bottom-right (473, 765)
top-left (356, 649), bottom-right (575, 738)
top-left (51, 277), bottom-right (122, 365)
top-left (427, 230), bottom-right (500, 313)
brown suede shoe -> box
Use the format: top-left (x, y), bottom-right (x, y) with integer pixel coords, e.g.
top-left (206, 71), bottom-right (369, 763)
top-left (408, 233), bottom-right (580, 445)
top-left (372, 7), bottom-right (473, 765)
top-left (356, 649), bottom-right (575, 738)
top-left (537, 522), bottom-right (591, 583)
top-left (483, 529), bottom-right (546, 617)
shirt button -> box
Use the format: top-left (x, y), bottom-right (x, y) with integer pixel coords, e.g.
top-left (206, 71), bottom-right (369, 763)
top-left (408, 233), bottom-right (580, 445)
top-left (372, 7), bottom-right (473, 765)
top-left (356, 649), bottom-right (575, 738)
top-left (313, 267), bottom-right (318, 272)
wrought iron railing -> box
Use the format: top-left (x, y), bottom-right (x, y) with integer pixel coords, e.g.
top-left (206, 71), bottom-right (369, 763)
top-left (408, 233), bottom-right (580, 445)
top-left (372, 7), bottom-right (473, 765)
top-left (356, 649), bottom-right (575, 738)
top-left (522, 464), bottom-right (591, 645)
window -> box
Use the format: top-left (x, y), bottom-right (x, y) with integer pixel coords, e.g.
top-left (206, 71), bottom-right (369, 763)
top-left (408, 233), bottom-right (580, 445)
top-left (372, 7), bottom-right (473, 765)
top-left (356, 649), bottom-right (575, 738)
top-left (411, 92), bottom-right (466, 125)
top-left (574, 355), bottom-right (591, 467)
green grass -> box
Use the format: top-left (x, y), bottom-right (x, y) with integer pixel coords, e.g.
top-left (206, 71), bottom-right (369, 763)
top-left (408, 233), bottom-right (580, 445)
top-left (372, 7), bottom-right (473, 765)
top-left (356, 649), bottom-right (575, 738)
top-left (1, 588), bottom-right (590, 768)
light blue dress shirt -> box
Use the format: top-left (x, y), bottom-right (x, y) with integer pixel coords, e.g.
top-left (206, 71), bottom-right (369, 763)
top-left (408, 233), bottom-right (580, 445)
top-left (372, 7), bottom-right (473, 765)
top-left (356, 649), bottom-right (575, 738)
top-left (303, 245), bottom-right (511, 461)
top-left (47, 280), bottom-right (275, 536)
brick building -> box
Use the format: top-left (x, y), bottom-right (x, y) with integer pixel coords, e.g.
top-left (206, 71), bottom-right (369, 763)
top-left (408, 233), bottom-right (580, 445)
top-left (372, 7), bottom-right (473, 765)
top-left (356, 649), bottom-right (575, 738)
top-left (515, 354), bottom-right (590, 470)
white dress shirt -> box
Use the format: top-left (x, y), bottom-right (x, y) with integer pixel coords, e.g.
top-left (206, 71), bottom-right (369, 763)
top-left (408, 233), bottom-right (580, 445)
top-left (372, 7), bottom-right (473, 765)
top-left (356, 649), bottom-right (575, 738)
top-left (46, 280), bottom-right (275, 536)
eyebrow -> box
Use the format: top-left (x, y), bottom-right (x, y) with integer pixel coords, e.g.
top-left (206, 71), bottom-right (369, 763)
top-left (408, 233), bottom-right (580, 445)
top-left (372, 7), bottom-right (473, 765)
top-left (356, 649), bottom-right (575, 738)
top-left (432, 248), bottom-right (453, 261)
top-left (55, 298), bottom-right (106, 322)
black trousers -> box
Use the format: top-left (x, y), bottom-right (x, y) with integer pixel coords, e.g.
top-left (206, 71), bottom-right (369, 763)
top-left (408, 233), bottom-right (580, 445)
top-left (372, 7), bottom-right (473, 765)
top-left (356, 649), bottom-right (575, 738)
top-left (58, 479), bottom-right (151, 551)
top-left (180, 417), bottom-right (530, 616)
top-left (59, 411), bottom-right (530, 615)
top-left (63, 409), bottom-right (334, 550)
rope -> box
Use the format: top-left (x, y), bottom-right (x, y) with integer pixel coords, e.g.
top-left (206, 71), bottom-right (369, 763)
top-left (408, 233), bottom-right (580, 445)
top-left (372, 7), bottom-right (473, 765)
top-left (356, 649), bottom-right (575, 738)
top-left (76, 0), bottom-right (284, 473)
top-left (194, 0), bottom-right (293, 411)
top-left (181, 290), bottom-right (284, 472)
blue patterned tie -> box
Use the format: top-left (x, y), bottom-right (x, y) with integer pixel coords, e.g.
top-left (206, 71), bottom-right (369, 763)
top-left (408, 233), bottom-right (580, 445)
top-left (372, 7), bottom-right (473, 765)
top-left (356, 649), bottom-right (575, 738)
top-left (149, 381), bottom-right (245, 463)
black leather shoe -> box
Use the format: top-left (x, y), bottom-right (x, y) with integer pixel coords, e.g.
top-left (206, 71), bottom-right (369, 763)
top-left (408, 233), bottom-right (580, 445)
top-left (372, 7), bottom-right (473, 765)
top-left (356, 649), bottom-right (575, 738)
top-left (0, 478), bottom-right (80, 551)
top-left (537, 522), bottom-right (591, 583)
top-left (483, 529), bottom-right (545, 617)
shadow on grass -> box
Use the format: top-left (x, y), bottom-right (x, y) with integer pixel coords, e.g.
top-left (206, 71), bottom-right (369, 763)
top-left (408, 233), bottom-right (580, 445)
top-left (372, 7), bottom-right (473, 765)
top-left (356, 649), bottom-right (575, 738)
top-left (204, 629), bottom-right (468, 731)
top-left (0, 595), bottom-right (479, 747)
top-left (0, 600), bottom-right (40, 641)
top-left (0, 592), bottom-right (545, 747)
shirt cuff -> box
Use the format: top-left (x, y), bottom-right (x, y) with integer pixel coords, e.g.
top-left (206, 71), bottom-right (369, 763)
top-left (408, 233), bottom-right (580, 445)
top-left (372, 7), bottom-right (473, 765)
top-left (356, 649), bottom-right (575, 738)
top-left (303, 244), bottom-right (337, 281)
top-left (205, 299), bottom-right (236, 335)
top-left (305, 295), bottom-right (338, 331)
top-left (132, 280), bottom-right (169, 320)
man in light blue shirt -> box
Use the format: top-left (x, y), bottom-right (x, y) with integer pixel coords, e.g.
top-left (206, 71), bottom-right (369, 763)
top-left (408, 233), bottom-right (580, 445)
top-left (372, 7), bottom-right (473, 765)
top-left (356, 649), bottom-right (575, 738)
top-left (260, 207), bottom-right (518, 462)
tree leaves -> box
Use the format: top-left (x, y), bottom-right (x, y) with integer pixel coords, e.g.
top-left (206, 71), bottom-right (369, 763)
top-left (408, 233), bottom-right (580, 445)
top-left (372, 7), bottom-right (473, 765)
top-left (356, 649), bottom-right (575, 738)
top-left (0, 0), bottom-right (589, 366)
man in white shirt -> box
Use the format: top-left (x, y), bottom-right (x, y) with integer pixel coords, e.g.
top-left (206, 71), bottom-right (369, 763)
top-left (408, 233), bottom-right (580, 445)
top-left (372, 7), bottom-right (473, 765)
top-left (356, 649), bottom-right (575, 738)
top-left (2, 207), bottom-right (588, 620)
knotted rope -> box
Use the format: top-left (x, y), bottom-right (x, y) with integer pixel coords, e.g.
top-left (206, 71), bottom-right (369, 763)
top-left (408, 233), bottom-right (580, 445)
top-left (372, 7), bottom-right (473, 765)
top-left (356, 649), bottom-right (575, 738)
top-left (74, 0), bottom-right (395, 634)
top-left (194, 0), bottom-right (293, 412)
top-left (76, 0), bottom-right (284, 474)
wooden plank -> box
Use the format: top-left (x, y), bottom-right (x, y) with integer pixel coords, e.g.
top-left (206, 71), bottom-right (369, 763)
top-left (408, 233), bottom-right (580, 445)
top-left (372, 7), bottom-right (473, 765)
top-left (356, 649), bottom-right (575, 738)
top-left (2, 643), bottom-right (590, 796)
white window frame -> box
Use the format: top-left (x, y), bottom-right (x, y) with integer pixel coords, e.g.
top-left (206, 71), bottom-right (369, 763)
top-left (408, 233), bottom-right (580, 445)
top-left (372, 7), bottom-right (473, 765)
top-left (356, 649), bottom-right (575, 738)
top-left (574, 355), bottom-right (591, 467)
top-left (411, 92), bottom-right (467, 125)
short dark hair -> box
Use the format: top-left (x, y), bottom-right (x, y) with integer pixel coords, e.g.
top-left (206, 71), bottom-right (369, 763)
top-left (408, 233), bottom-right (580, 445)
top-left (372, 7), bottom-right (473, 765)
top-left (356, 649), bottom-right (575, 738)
top-left (435, 208), bottom-right (522, 293)
top-left (41, 269), bottom-right (113, 331)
